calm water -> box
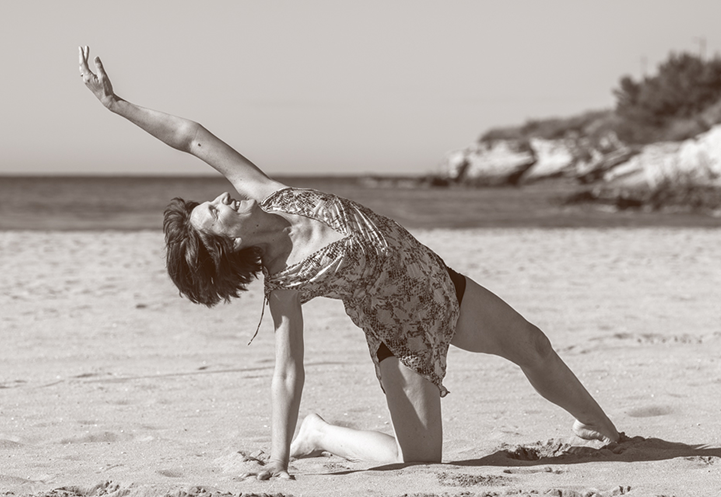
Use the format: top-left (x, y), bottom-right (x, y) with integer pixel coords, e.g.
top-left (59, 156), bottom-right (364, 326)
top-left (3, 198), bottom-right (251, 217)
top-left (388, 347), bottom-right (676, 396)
top-left (1, 175), bottom-right (718, 230)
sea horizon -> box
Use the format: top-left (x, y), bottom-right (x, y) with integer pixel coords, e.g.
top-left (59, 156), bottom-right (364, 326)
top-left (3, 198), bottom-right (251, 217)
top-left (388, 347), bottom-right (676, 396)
top-left (1, 175), bottom-right (719, 231)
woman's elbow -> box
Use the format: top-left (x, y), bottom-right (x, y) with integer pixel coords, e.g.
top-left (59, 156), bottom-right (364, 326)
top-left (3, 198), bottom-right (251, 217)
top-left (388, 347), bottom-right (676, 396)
top-left (273, 365), bottom-right (305, 388)
top-left (176, 121), bottom-right (202, 153)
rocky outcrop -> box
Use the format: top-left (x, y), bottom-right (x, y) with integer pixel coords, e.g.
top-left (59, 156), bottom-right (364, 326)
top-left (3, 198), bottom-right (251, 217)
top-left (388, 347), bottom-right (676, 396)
top-left (440, 132), bottom-right (630, 185)
top-left (440, 125), bottom-right (721, 191)
top-left (442, 140), bottom-right (535, 186)
top-left (520, 138), bottom-right (575, 181)
top-left (575, 146), bottom-right (639, 184)
top-left (603, 125), bottom-right (721, 189)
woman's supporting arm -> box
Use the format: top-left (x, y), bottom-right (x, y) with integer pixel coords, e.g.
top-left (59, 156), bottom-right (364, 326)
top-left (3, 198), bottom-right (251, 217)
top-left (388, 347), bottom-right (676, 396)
top-left (78, 46), bottom-right (284, 200)
top-left (260, 289), bottom-right (305, 480)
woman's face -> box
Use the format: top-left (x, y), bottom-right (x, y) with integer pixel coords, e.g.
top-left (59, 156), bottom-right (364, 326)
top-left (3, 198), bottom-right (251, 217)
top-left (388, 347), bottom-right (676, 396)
top-left (189, 192), bottom-right (258, 239)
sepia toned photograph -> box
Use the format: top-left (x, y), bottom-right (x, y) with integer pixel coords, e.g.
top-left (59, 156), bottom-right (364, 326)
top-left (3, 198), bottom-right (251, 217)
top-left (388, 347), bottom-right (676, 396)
top-left (1, 2), bottom-right (719, 496)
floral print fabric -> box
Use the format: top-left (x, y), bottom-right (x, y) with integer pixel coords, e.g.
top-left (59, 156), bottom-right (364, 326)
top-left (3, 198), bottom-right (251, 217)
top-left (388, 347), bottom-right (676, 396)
top-left (261, 188), bottom-right (460, 396)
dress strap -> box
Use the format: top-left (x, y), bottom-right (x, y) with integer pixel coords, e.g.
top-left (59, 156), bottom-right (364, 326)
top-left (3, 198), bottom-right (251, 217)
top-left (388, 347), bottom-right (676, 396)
top-left (248, 293), bottom-right (268, 346)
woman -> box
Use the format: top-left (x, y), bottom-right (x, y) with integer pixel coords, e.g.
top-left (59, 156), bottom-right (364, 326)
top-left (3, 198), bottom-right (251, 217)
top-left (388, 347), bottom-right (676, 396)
top-left (79, 47), bottom-right (619, 480)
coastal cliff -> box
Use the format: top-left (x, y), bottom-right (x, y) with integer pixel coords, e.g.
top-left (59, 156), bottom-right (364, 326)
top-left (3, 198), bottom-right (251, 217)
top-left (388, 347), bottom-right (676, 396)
top-left (440, 124), bottom-right (721, 191)
top-left (436, 50), bottom-right (721, 212)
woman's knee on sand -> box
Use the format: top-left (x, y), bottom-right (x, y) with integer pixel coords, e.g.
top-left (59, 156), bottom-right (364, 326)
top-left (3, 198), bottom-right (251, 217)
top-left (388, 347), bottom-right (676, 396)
top-left (380, 358), bottom-right (443, 464)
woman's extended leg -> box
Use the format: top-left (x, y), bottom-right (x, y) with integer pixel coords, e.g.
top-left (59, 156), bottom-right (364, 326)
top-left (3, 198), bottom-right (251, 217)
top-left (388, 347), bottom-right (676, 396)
top-left (290, 357), bottom-right (443, 464)
top-left (290, 413), bottom-right (398, 463)
top-left (451, 277), bottom-right (619, 443)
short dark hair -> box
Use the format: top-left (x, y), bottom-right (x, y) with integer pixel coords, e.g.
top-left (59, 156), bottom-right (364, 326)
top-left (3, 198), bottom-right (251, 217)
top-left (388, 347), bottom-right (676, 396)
top-left (163, 197), bottom-right (263, 307)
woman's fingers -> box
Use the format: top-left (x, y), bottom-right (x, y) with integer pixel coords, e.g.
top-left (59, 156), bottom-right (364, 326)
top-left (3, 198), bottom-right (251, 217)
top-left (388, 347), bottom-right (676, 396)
top-left (78, 47), bottom-right (108, 84)
top-left (94, 56), bottom-right (107, 80)
top-left (258, 470), bottom-right (292, 480)
top-left (78, 46), bottom-right (87, 75)
top-left (78, 46), bottom-right (115, 107)
top-left (78, 46), bottom-right (93, 80)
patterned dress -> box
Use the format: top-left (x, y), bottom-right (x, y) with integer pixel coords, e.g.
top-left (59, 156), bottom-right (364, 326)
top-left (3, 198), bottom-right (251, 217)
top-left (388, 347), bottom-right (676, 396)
top-left (261, 187), bottom-right (460, 396)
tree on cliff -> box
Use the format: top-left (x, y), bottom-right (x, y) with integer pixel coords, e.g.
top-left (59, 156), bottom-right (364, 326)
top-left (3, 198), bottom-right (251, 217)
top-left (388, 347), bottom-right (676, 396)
top-left (614, 52), bottom-right (721, 143)
top-left (480, 50), bottom-right (721, 148)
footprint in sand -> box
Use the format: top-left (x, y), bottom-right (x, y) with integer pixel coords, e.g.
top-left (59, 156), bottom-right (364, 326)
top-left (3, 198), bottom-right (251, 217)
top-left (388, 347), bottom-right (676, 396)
top-left (214, 450), bottom-right (269, 476)
top-left (157, 469), bottom-right (184, 478)
top-left (0, 439), bottom-right (24, 449)
top-left (0, 474), bottom-right (31, 485)
top-left (500, 438), bottom-right (607, 461)
top-left (58, 431), bottom-right (132, 444)
top-left (0, 379), bottom-right (27, 389)
top-left (626, 405), bottom-right (674, 418)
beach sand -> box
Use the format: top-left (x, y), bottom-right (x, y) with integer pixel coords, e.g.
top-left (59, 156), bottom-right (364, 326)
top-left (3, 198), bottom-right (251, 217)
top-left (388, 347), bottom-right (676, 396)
top-left (1, 228), bottom-right (719, 497)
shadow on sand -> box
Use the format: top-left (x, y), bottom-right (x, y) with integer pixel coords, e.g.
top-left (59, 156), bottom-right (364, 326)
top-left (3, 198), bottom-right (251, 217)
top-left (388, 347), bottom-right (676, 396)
top-left (325, 434), bottom-right (721, 475)
top-left (448, 433), bottom-right (721, 467)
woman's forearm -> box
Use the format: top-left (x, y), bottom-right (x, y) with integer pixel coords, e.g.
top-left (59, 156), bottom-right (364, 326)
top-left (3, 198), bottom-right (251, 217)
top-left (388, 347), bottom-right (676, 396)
top-left (107, 96), bottom-right (199, 153)
top-left (266, 291), bottom-right (305, 475)
top-left (270, 365), bottom-right (305, 466)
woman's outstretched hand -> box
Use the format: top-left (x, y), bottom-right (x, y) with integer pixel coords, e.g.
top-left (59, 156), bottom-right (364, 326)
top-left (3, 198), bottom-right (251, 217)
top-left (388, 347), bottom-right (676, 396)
top-left (78, 46), bottom-right (116, 108)
top-left (241, 459), bottom-right (294, 481)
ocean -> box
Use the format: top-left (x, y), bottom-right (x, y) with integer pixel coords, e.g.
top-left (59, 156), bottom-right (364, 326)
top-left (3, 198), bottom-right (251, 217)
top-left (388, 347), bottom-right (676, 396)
top-left (0, 175), bottom-right (718, 230)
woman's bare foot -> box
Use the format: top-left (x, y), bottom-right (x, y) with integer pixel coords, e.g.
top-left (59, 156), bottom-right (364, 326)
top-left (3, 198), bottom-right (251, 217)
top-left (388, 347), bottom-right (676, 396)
top-left (290, 413), bottom-right (328, 459)
top-left (573, 419), bottom-right (620, 444)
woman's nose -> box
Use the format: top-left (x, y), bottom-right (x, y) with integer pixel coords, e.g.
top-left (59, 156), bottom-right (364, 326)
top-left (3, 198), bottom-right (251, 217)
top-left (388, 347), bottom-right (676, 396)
top-left (214, 192), bottom-right (229, 204)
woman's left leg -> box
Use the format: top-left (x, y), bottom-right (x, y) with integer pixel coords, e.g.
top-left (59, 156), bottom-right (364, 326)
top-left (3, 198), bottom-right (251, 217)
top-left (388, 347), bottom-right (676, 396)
top-left (290, 357), bottom-right (443, 464)
top-left (451, 277), bottom-right (619, 443)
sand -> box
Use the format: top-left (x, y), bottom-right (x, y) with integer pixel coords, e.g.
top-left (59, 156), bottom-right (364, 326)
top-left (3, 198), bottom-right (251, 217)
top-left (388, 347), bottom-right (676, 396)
top-left (1, 228), bottom-right (720, 497)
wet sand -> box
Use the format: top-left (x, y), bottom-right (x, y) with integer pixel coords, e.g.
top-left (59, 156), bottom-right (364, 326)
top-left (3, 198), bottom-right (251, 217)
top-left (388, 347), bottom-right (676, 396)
top-left (1, 228), bottom-right (720, 496)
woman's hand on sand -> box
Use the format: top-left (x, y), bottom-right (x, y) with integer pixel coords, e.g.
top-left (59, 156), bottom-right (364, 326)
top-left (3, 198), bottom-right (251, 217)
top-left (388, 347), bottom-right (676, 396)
top-left (78, 46), bottom-right (116, 108)
top-left (243, 459), bottom-right (294, 481)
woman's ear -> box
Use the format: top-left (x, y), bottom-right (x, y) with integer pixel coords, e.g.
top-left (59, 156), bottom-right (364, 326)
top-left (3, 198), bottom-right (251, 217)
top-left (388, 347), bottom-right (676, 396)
top-left (232, 237), bottom-right (244, 251)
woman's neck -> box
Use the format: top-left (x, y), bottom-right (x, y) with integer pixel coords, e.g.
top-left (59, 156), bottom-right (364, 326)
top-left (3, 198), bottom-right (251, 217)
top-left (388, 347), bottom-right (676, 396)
top-left (249, 212), bottom-right (295, 273)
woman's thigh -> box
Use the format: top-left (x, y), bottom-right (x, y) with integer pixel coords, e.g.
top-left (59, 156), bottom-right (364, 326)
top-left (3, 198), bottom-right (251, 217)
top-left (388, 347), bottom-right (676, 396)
top-left (451, 277), bottom-right (549, 365)
top-left (379, 357), bottom-right (443, 463)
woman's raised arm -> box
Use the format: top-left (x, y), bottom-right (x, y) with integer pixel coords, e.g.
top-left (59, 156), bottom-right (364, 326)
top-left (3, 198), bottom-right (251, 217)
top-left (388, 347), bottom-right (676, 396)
top-left (78, 46), bottom-right (285, 201)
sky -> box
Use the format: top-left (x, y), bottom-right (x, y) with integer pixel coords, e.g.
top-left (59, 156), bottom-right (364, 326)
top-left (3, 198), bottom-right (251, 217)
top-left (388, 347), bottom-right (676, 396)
top-left (1, 0), bottom-right (720, 177)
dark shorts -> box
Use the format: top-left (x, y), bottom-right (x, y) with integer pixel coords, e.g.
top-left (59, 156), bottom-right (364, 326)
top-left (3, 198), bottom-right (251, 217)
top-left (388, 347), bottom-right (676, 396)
top-left (376, 265), bottom-right (466, 363)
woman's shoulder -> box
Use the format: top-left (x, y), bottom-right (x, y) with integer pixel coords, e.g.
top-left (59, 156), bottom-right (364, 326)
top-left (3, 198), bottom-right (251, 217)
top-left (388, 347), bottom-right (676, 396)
top-left (230, 179), bottom-right (289, 204)
top-left (260, 185), bottom-right (295, 205)
top-left (260, 186), bottom-right (339, 209)
top-left (249, 180), bottom-right (288, 201)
